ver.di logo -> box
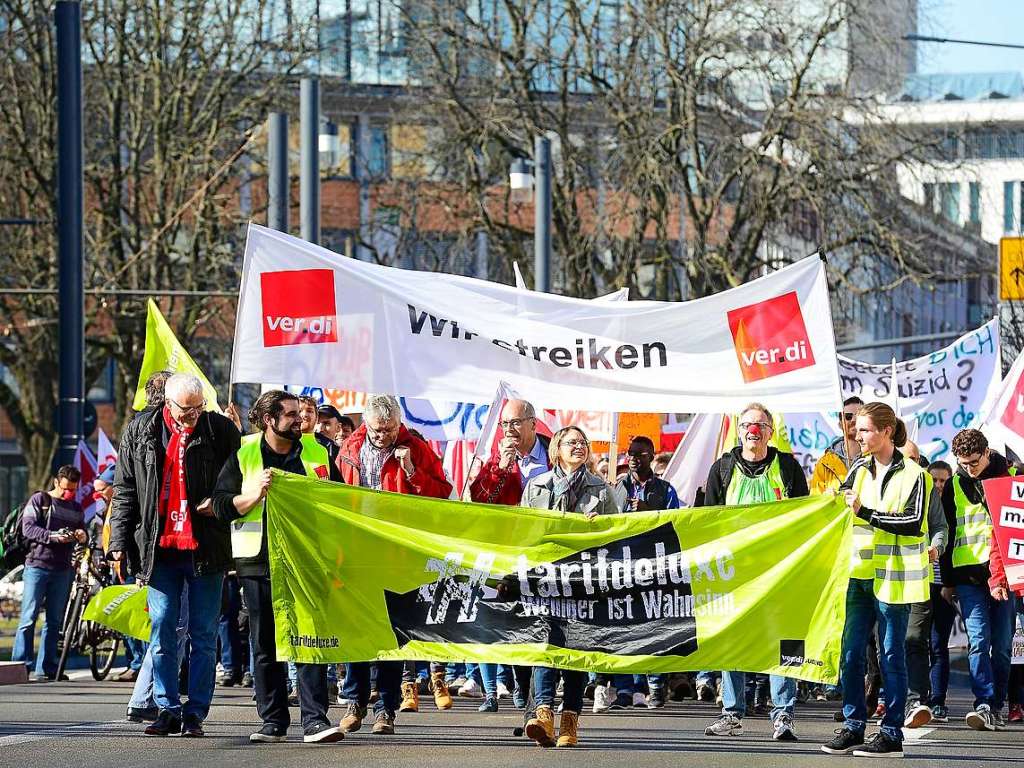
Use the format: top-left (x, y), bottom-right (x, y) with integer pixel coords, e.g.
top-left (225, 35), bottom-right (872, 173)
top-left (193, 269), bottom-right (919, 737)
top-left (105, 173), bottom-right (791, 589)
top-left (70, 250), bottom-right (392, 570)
top-left (727, 291), bottom-right (815, 383)
top-left (261, 269), bottom-right (339, 348)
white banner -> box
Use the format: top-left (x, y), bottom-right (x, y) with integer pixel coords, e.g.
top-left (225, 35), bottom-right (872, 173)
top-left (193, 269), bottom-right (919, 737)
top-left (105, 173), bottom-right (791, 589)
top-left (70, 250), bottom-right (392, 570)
top-left (232, 225), bottom-right (842, 413)
top-left (835, 319), bottom-right (1001, 463)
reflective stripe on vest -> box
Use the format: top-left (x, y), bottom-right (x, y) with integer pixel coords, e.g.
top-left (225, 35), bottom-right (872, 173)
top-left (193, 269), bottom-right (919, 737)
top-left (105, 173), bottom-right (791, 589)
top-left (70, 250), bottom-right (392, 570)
top-left (725, 455), bottom-right (787, 505)
top-left (231, 433), bottom-right (328, 559)
top-left (851, 459), bottom-right (932, 604)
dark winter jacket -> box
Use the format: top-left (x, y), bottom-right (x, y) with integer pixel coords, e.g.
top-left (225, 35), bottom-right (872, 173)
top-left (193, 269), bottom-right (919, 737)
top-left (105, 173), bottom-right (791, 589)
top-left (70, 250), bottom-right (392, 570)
top-left (108, 407), bottom-right (240, 581)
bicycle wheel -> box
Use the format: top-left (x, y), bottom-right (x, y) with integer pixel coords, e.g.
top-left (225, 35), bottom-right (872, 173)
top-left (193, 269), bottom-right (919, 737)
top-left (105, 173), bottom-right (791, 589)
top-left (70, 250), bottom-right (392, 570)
top-left (89, 624), bottom-right (120, 681)
top-left (55, 587), bottom-right (86, 681)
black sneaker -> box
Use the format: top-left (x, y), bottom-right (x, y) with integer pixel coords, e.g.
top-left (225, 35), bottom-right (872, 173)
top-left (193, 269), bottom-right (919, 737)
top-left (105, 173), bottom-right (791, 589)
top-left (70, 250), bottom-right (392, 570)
top-left (303, 722), bottom-right (344, 744)
top-left (144, 711), bottom-right (182, 736)
top-left (821, 728), bottom-right (864, 755)
top-left (647, 687), bottom-right (666, 709)
top-left (249, 724), bottom-right (287, 743)
top-left (181, 715), bottom-right (204, 738)
top-left (930, 704), bottom-right (949, 723)
top-left (851, 732), bottom-right (903, 758)
top-left (966, 705), bottom-right (996, 732)
top-left (478, 696), bottom-right (498, 713)
top-left (610, 692), bottom-right (632, 710)
top-left (126, 706), bottom-right (159, 723)
top-left (241, 671), bottom-right (254, 688)
top-left (992, 710), bottom-right (1007, 731)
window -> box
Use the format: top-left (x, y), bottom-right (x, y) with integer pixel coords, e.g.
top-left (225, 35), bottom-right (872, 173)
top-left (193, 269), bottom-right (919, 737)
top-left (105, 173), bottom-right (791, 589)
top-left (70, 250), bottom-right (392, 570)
top-left (923, 183), bottom-right (935, 210)
top-left (353, 122), bottom-right (389, 178)
top-left (1004, 181), bottom-right (1017, 233)
top-left (969, 182), bottom-right (981, 226)
top-left (938, 183), bottom-right (960, 223)
top-left (87, 358), bottom-right (115, 404)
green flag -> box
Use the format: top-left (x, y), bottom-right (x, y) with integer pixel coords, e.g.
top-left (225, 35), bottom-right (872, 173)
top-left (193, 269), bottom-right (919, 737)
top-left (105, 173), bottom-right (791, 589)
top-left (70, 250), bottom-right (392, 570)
top-left (266, 472), bottom-right (851, 682)
top-left (82, 584), bottom-right (151, 641)
top-left (132, 298), bottom-right (219, 411)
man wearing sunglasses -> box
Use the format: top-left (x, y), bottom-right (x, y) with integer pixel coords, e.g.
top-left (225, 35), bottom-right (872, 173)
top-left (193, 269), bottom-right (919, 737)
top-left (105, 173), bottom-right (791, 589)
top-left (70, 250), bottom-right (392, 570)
top-left (109, 373), bottom-right (241, 738)
top-left (810, 396), bottom-right (864, 495)
top-left (938, 428), bottom-right (1015, 731)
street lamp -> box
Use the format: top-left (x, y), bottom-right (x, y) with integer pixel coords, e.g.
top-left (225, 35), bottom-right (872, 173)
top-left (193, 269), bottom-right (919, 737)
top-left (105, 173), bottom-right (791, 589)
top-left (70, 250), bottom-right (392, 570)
top-left (508, 136), bottom-right (552, 293)
top-left (319, 119), bottom-right (340, 170)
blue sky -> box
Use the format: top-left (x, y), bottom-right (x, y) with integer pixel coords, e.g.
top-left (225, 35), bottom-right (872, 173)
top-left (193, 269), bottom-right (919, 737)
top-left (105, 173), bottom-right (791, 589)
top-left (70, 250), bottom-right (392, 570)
top-left (918, 2), bottom-right (1024, 75)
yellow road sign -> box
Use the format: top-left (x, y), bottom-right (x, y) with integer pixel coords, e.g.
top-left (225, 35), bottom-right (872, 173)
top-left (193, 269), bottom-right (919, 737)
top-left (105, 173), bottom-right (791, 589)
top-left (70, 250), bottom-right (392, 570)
top-left (1001, 237), bottom-right (1024, 301)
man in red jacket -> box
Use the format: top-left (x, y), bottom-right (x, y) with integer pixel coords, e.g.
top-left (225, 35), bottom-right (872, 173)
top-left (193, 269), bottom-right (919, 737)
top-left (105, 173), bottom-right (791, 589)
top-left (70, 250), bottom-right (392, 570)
top-left (468, 399), bottom-right (550, 506)
top-left (334, 394), bottom-right (452, 736)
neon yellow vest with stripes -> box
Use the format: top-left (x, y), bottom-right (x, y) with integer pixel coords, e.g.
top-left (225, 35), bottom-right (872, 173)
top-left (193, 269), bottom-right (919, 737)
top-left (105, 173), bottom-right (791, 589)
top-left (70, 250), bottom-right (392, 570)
top-left (232, 433), bottom-right (329, 559)
top-left (851, 459), bottom-right (931, 604)
top-left (951, 467), bottom-right (1016, 567)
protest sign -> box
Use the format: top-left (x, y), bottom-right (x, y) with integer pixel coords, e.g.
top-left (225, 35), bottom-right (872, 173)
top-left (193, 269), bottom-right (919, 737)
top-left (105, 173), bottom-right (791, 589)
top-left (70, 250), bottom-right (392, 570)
top-left (983, 344), bottom-right (1024, 461)
top-left (982, 476), bottom-right (1024, 592)
top-left (232, 225), bottom-right (841, 413)
top-left (265, 471), bottom-right (849, 681)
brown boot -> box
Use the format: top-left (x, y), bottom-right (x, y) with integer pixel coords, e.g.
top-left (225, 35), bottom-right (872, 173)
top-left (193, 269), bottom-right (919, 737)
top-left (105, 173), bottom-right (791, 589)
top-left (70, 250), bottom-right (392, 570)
top-left (399, 681), bottom-right (419, 712)
top-left (556, 710), bottom-right (579, 747)
top-left (339, 703), bottom-right (367, 733)
top-left (430, 672), bottom-right (453, 710)
top-left (525, 705), bottom-right (556, 747)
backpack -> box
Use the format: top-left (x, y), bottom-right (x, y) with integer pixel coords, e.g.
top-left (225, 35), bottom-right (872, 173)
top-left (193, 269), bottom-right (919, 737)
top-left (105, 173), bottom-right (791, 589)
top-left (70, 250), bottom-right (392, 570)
top-left (0, 493), bottom-right (51, 571)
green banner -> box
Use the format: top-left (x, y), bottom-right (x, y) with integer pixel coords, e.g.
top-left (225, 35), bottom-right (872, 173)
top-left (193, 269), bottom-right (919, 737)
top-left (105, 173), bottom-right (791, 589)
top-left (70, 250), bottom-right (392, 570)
top-left (266, 471), bottom-right (851, 682)
top-left (82, 584), bottom-right (151, 641)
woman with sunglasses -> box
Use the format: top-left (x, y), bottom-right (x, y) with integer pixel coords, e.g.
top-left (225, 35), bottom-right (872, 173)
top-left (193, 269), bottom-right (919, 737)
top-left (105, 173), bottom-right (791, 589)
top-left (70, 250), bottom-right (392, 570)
top-left (521, 426), bottom-right (618, 748)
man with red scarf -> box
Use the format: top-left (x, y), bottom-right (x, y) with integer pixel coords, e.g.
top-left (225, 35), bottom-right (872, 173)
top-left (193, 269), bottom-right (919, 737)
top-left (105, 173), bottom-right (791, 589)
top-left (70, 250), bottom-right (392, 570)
top-left (109, 373), bottom-right (240, 738)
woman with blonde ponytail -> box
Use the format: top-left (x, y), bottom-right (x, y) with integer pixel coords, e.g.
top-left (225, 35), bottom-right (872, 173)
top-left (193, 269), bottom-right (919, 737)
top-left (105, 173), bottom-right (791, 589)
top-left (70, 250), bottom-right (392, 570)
top-left (821, 403), bottom-right (946, 759)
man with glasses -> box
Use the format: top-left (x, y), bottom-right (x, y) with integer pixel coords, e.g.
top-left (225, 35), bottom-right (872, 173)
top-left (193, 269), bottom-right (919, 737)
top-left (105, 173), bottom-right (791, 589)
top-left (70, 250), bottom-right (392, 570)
top-left (810, 396), bottom-right (864, 494)
top-left (469, 399), bottom-right (550, 506)
top-left (109, 373), bottom-right (240, 737)
top-left (335, 394), bottom-right (453, 735)
top-left (939, 428), bottom-right (1015, 730)
top-left (702, 402), bottom-right (808, 743)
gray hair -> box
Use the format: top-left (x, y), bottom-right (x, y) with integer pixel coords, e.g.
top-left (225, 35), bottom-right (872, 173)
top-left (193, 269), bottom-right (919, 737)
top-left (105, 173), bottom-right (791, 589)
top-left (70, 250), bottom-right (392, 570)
top-left (740, 401), bottom-right (773, 424)
top-left (164, 373), bottom-right (204, 403)
top-left (362, 394), bottom-right (401, 424)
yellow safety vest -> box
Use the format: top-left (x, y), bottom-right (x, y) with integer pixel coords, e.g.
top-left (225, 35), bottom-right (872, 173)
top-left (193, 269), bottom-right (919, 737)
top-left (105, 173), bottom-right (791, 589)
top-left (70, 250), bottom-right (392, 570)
top-left (232, 433), bottom-right (329, 559)
top-left (850, 458), bottom-right (931, 604)
top-left (725, 455), bottom-right (788, 505)
top-left (950, 467), bottom-right (1015, 567)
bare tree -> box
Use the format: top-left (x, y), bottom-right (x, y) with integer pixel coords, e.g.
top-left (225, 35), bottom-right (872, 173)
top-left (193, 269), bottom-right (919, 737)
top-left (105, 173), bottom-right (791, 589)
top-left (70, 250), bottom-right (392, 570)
top-left (0, 0), bottom-right (312, 487)
top-left (391, 0), bottom-right (960, 300)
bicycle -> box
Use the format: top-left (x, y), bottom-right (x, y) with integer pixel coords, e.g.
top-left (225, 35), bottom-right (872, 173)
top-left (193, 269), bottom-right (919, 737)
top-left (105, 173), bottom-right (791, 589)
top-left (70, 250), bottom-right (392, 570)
top-left (55, 538), bottom-right (121, 681)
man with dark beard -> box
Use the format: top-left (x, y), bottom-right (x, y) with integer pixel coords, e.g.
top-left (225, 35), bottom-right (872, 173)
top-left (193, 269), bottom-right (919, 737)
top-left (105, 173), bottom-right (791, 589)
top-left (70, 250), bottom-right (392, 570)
top-left (212, 390), bottom-right (338, 744)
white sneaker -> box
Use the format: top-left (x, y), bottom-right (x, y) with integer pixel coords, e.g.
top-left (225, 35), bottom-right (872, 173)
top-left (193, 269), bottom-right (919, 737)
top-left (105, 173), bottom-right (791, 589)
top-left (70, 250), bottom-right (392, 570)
top-left (704, 713), bottom-right (743, 737)
top-left (593, 685), bottom-right (616, 713)
top-left (904, 702), bottom-right (932, 729)
top-left (458, 678), bottom-right (484, 698)
top-left (496, 682), bottom-right (512, 700)
top-left (632, 692), bottom-right (647, 708)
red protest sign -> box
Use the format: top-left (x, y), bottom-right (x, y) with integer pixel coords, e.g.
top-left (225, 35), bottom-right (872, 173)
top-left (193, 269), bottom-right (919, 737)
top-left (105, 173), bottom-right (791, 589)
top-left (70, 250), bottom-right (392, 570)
top-left (981, 476), bottom-right (1024, 592)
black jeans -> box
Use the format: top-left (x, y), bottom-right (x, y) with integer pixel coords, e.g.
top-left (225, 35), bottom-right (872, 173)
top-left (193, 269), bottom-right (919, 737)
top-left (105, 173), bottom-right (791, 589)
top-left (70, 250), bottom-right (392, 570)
top-left (906, 598), bottom-right (933, 704)
top-left (240, 575), bottom-right (329, 731)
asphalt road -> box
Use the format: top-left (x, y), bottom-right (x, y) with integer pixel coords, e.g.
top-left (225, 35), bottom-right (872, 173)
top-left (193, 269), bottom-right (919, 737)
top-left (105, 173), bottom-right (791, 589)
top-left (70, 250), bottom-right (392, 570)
top-left (0, 672), bottom-right (1020, 768)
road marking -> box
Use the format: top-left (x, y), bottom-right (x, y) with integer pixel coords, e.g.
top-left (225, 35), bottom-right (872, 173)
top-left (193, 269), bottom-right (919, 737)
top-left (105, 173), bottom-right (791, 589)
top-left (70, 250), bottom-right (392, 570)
top-left (0, 720), bottom-right (126, 747)
top-left (0, 735), bottom-right (49, 747)
top-left (902, 727), bottom-right (935, 741)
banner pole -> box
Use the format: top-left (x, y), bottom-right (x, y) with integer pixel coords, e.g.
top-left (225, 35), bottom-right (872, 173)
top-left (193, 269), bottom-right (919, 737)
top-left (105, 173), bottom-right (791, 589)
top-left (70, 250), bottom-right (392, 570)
top-left (607, 412), bottom-right (620, 481)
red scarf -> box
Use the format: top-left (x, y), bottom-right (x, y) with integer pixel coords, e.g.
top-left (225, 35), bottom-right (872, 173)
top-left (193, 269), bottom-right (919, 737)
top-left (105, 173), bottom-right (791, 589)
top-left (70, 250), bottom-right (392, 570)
top-left (158, 406), bottom-right (197, 550)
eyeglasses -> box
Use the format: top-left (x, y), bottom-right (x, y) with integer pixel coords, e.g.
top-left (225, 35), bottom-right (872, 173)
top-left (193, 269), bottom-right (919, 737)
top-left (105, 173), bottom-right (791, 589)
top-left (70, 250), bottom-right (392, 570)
top-left (957, 454), bottom-right (986, 470)
top-left (561, 439), bottom-right (588, 448)
top-left (500, 418), bottom-right (534, 430)
top-left (168, 398), bottom-right (205, 415)
top-left (841, 412), bottom-right (858, 421)
top-left (739, 422), bottom-right (771, 430)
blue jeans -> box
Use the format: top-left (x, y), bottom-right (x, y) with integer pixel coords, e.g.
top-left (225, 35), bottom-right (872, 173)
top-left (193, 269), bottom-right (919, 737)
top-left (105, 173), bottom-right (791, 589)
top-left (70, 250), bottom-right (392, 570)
top-left (344, 661), bottom-right (403, 717)
top-left (12, 566), bottom-right (74, 678)
top-left (534, 667), bottom-right (586, 713)
top-left (840, 578), bottom-right (910, 743)
top-left (479, 664), bottom-right (514, 696)
top-left (958, 583), bottom-right (1015, 710)
top-left (147, 554), bottom-right (223, 719)
top-left (130, 586), bottom-right (189, 710)
top-left (721, 671), bottom-right (795, 721)
top-left (928, 583), bottom-right (956, 706)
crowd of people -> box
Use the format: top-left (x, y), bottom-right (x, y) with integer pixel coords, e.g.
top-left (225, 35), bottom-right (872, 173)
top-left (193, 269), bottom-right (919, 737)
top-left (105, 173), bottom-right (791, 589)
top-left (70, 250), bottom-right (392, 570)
top-left (9, 372), bottom-right (1024, 757)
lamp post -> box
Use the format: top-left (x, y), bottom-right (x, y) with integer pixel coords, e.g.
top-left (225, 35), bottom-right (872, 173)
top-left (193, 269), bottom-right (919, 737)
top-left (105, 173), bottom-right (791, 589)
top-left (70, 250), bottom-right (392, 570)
top-left (509, 136), bottom-right (552, 292)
